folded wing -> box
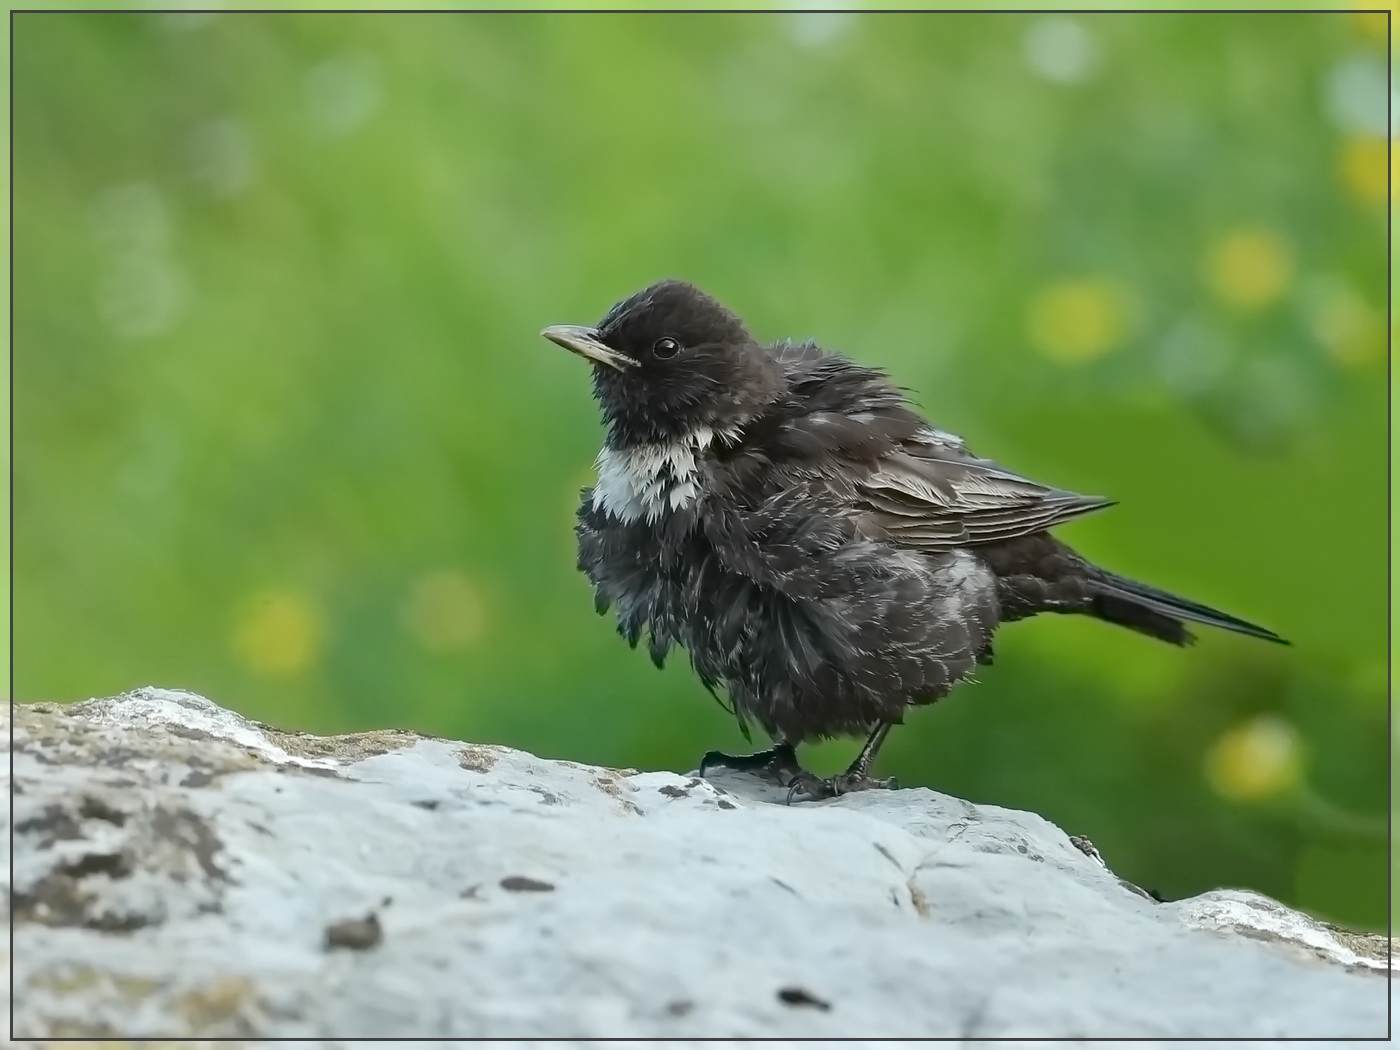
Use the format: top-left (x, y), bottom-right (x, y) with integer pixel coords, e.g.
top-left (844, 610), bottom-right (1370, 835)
top-left (856, 427), bottom-right (1114, 551)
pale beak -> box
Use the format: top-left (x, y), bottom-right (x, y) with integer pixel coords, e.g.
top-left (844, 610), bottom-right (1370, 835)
top-left (540, 324), bottom-right (636, 370)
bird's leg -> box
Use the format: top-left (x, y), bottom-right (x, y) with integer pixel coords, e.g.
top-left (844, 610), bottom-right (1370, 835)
top-left (786, 722), bottom-right (901, 804)
top-left (697, 741), bottom-right (805, 785)
top-left (843, 721), bottom-right (898, 784)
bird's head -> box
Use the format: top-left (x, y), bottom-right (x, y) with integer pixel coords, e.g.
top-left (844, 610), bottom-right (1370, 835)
top-left (543, 279), bottom-right (782, 447)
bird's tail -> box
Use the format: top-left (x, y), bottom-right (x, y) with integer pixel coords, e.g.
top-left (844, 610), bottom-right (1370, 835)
top-left (1087, 569), bottom-right (1288, 647)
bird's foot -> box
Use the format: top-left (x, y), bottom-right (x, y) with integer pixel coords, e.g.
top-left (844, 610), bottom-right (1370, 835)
top-left (697, 744), bottom-right (803, 785)
top-left (785, 771), bottom-right (900, 805)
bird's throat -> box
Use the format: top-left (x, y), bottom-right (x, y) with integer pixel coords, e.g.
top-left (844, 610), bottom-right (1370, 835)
top-left (591, 426), bottom-right (736, 524)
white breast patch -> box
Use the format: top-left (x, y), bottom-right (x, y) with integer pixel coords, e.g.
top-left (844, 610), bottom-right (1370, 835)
top-left (592, 426), bottom-right (734, 524)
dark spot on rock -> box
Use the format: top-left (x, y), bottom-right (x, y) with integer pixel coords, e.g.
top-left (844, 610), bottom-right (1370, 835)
top-left (16, 805), bottom-right (84, 846)
top-left (325, 912), bottom-right (382, 951)
top-left (1069, 834), bottom-right (1104, 866)
top-left (685, 778), bottom-right (703, 789)
top-left (381, 895), bottom-right (393, 908)
top-left (777, 986), bottom-right (830, 1010)
top-left (872, 842), bottom-right (900, 869)
top-left (249, 823), bottom-right (273, 837)
top-left (78, 797), bottom-right (126, 825)
top-left (459, 746), bottom-right (500, 773)
top-left (658, 784), bottom-right (689, 798)
top-left (181, 770), bottom-right (218, 788)
top-left (150, 807), bottom-right (226, 882)
top-left (86, 910), bottom-right (151, 933)
top-left (95, 746), bottom-right (145, 769)
top-left (460, 885), bottom-right (482, 899)
top-left (500, 875), bottom-right (554, 893)
top-left (63, 851), bottom-right (132, 880)
top-left (1117, 877), bottom-right (1160, 902)
top-left (530, 787), bottom-right (560, 805)
top-left (716, 799), bottom-right (737, 810)
top-left (167, 724), bottom-right (217, 742)
top-left (13, 882), bottom-right (88, 928)
top-left (1234, 925), bottom-right (1285, 945)
top-left (13, 850), bottom-right (136, 930)
top-left (665, 999), bottom-right (695, 1017)
top-left (411, 799), bottom-right (441, 810)
top-left (591, 776), bottom-right (642, 814)
top-left (1016, 843), bottom-right (1027, 854)
top-left (769, 877), bottom-right (799, 896)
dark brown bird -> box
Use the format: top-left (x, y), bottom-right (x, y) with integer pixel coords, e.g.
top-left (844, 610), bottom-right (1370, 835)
top-left (543, 280), bottom-right (1286, 801)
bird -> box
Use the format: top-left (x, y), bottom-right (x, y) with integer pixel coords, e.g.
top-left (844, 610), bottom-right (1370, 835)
top-left (542, 279), bottom-right (1287, 802)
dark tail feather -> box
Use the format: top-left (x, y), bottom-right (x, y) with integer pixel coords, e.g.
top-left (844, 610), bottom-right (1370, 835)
top-left (1089, 571), bottom-right (1289, 647)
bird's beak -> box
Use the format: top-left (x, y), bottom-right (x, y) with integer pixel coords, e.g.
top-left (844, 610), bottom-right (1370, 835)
top-left (540, 325), bottom-right (636, 371)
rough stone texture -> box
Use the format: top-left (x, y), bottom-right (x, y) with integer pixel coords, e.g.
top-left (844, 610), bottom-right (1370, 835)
top-left (5, 687), bottom-right (1390, 1039)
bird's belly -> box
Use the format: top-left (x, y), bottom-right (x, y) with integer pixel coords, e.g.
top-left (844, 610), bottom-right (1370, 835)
top-left (580, 512), bottom-right (1000, 742)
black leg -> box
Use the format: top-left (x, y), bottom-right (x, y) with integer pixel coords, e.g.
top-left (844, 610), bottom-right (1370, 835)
top-left (846, 721), bottom-right (894, 781)
top-left (697, 741), bottom-right (804, 785)
top-left (786, 722), bottom-right (901, 804)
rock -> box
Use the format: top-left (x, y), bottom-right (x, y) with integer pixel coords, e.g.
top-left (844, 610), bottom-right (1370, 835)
top-left (6, 687), bottom-right (1389, 1038)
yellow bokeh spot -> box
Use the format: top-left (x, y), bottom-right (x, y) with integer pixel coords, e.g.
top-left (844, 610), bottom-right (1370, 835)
top-left (1309, 282), bottom-right (1382, 369)
top-left (1351, 6), bottom-right (1391, 44)
top-left (1203, 228), bottom-right (1293, 312)
top-left (1205, 714), bottom-right (1303, 802)
top-left (232, 589), bottom-right (321, 678)
top-left (1339, 136), bottom-right (1392, 208)
top-left (401, 570), bottom-right (485, 652)
top-left (1026, 279), bottom-right (1128, 365)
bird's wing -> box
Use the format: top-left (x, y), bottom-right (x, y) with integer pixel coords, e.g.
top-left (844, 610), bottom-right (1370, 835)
top-left (701, 345), bottom-right (1110, 583)
top-left (852, 425), bottom-right (1114, 551)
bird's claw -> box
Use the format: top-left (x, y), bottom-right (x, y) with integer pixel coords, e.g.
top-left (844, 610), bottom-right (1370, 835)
top-left (785, 772), bottom-right (900, 805)
top-left (699, 744), bottom-right (899, 803)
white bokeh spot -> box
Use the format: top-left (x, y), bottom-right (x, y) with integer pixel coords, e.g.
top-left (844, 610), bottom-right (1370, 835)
top-left (188, 118), bottom-right (258, 198)
top-left (303, 54), bottom-right (382, 138)
top-left (1023, 17), bottom-right (1099, 85)
top-left (91, 183), bottom-right (188, 341)
top-left (1324, 55), bottom-right (1392, 138)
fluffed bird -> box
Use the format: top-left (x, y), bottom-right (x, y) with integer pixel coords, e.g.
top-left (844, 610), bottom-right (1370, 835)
top-left (543, 279), bottom-right (1286, 801)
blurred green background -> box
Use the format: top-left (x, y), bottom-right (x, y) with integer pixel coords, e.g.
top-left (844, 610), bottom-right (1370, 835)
top-left (13, 10), bottom-right (1389, 930)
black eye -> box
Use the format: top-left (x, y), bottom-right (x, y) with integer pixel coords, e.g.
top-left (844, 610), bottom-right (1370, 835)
top-left (652, 337), bottom-right (681, 359)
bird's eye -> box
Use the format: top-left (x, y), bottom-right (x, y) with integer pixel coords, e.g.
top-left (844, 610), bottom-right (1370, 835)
top-left (652, 337), bottom-right (681, 359)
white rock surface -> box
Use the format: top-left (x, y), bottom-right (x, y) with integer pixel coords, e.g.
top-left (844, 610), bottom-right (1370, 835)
top-left (6, 687), bottom-right (1390, 1039)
